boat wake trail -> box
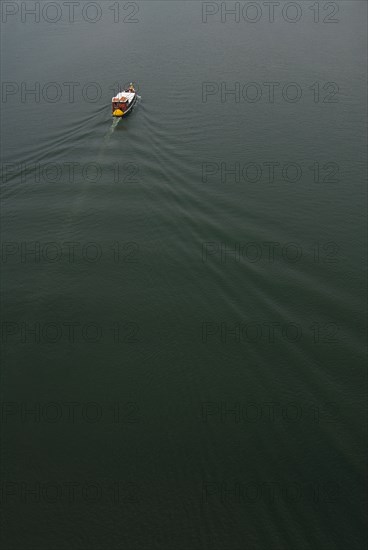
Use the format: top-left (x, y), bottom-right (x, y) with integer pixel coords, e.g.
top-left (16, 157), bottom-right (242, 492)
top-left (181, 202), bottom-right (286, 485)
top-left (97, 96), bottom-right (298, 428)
top-left (66, 116), bottom-right (121, 220)
top-left (103, 117), bottom-right (121, 143)
top-left (67, 93), bottom-right (140, 221)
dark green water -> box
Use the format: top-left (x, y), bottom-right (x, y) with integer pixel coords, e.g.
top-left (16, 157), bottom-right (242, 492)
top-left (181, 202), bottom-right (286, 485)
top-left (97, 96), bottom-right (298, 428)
top-left (1, 1), bottom-right (367, 548)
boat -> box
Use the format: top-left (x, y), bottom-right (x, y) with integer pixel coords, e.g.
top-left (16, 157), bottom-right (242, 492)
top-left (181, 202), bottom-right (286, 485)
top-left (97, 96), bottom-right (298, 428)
top-left (112, 83), bottom-right (137, 117)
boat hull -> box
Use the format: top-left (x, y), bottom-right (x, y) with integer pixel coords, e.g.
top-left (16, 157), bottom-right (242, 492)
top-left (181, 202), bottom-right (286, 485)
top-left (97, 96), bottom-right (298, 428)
top-left (112, 93), bottom-right (137, 117)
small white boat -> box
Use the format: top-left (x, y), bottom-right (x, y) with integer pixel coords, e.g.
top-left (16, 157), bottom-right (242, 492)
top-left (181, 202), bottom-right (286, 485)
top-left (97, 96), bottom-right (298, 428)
top-left (112, 83), bottom-right (137, 117)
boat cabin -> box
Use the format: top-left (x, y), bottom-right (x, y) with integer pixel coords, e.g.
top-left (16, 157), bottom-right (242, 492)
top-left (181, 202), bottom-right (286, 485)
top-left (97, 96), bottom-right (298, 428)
top-left (111, 87), bottom-right (136, 117)
top-left (112, 96), bottom-right (129, 113)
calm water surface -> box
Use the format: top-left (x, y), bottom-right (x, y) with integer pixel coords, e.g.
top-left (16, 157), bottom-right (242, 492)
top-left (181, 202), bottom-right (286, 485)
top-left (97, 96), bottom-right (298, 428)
top-left (1, 1), bottom-right (367, 548)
